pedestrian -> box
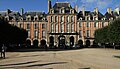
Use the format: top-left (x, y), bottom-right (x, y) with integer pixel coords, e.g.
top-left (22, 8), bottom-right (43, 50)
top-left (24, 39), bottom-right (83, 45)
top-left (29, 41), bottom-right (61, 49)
top-left (1, 44), bottom-right (5, 59)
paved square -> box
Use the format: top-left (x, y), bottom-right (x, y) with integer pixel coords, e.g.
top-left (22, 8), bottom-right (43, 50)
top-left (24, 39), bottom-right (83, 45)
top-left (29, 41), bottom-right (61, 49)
top-left (0, 48), bottom-right (120, 69)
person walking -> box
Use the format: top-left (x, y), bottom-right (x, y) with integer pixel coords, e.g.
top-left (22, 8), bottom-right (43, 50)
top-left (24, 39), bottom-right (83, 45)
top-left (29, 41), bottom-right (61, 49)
top-left (1, 44), bottom-right (6, 59)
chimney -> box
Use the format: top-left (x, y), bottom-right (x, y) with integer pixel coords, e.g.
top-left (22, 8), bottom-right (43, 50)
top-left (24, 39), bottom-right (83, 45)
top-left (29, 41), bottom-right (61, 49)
top-left (48, 0), bottom-right (52, 13)
top-left (107, 8), bottom-right (112, 14)
top-left (20, 8), bottom-right (24, 15)
top-left (74, 5), bottom-right (78, 13)
top-left (7, 9), bottom-right (11, 15)
top-left (94, 7), bottom-right (98, 14)
top-left (114, 7), bottom-right (119, 15)
top-left (82, 6), bottom-right (85, 16)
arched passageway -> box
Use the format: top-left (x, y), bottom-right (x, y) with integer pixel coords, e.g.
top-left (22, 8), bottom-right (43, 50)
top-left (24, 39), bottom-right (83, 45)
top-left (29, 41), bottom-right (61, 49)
top-left (49, 36), bottom-right (54, 48)
top-left (86, 40), bottom-right (90, 47)
top-left (40, 39), bottom-right (47, 48)
top-left (70, 36), bottom-right (74, 48)
top-left (58, 35), bottom-right (65, 49)
top-left (78, 40), bottom-right (83, 48)
top-left (33, 40), bottom-right (39, 47)
top-left (26, 39), bottom-right (31, 47)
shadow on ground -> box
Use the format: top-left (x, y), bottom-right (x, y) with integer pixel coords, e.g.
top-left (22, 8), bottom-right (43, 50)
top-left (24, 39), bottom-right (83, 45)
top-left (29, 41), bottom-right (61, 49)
top-left (0, 61), bottom-right (67, 69)
top-left (12, 48), bottom-right (84, 52)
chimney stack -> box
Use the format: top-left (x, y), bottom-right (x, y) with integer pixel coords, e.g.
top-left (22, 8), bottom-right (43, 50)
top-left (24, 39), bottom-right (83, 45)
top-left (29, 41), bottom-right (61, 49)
top-left (114, 7), bottom-right (119, 15)
top-left (20, 8), bottom-right (24, 16)
top-left (82, 6), bottom-right (85, 16)
top-left (48, 0), bottom-right (52, 13)
top-left (107, 8), bottom-right (112, 14)
top-left (94, 7), bottom-right (98, 14)
top-left (74, 5), bottom-right (78, 13)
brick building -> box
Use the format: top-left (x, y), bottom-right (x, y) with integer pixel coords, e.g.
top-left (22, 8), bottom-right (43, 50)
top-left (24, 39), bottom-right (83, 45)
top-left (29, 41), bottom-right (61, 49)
top-left (0, 0), bottom-right (120, 48)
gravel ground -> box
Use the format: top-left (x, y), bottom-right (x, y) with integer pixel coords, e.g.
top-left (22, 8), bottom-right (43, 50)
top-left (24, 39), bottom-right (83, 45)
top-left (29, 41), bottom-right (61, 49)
top-left (0, 48), bottom-right (120, 69)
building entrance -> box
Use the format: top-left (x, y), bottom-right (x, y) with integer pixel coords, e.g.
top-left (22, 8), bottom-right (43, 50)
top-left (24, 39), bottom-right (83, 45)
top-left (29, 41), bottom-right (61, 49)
top-left (58, 35), bottom-right (65, 49)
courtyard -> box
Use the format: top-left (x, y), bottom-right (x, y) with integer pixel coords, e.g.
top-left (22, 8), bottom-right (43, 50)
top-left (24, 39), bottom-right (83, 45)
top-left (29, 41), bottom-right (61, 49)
top-left (0, 48), bottom-right (120, 69)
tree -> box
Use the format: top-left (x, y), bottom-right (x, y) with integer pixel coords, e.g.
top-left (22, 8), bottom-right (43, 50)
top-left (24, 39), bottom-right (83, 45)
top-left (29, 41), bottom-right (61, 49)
top-left (95, 17), bottom-right (120, 45)
top-left (0, 16), bottom-right (28, 47)
top-left (108, 18), bottom-right (120, 44)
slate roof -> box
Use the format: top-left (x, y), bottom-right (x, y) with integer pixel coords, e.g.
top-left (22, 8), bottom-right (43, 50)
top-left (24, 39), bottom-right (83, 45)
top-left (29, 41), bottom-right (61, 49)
top-left (52, 2), bottom-right (77, 14)
top-left (78, 11), bottom-right (104, 20)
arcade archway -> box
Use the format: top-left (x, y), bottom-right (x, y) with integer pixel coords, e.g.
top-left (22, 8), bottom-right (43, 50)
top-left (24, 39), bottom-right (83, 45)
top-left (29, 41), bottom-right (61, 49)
top-left (49, 36), bottom-right (54, 48)
top-left (70, 36), bottom-right (74, 48)
top-left (33, 39), bottom-right (39, 47)
top-left (26, 39), bottom-right (31, 47)
top-left (40, 39), bottom-right (46, 48)
top-left (58, 35), bottom-right (65, 49)
top-left (86, 40), bottom-right (90, 47)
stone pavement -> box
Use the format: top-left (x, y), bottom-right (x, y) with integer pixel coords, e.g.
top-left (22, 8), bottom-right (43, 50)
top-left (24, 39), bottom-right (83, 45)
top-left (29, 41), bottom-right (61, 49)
top-left (0, 48), bottom-right (120, 69)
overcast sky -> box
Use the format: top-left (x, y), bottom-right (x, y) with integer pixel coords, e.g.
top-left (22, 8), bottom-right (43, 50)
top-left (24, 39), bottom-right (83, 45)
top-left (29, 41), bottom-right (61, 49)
top-left (0, 0), bottom-right (120, 14)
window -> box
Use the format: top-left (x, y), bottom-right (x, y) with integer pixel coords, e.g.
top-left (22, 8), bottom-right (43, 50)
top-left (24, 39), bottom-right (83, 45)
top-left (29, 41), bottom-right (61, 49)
top-left (102, 22), bottom-right (104, 27)
top-left (42, 24), bottom-right (46, 29)
top-left (42, 30), bottom-right (46, 38)
top-left (55, 24), bottom-right (58, 33)
top-left (34, 30), bottom-right (38, 38)
top-left (71, 16), bottom-right (74, 22)
top-left (51, 16), bottom-right (53, 22)
top-left (34, 24), bottom-right (38, 29)
top-left (27, 24), bottom-right (30, 29)
top-left (79, 30), bottom-right (82, 38)
top-left (34, 18), bottom-right (38, 21)
top-left (51, 24), bottom-right (54, 33)
top-left (79, 22), bottom-right (82, 27)
top-left (66, 16), bottom-right (70, 22)
top-left (19, 24), bottom-right (22, 28)
top-left (66, 24), bottom-right (69, 33)
top-left (61, 9), bottom-right (64, 13)
top-left (61, 16), bottom-right (64, 22)
top-left (55, 16), bottom-right (58, 22)
top-left (86, 17), bottom-right (89, 20)
top-left (86, 22), bottom-right (90, 27)
top-left (61, 24), bottom-right (64, 33)
top-left (94, 17), bottom-right (98, 20)
top-left (28, 30), bottom-right (30, 38)
top-left (71, 24), bottom-right (74, 32)
top-left (94, 22), bottom-right (98, 27)
top-left (86, 30), bottom-right (90, 37)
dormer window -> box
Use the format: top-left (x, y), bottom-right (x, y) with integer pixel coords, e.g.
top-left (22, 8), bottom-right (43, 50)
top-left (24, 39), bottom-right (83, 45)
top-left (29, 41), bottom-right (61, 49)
top-left (94, 16), bottom-right (98, 20)
top-left (34, 18), bottom-right (37, 21)
top-left (79, 18), bottom-right (82, 20)
top-left (61, 9), bottom-right (64, 13)
top-left (27, 15), bottom-right (31, 21)
top-left (50, 9), bottom-right (54, 14)
top-left (70, 9), bottom-right (74, 14)
top-left (102, 18), bottom-right (106, 20)
top-left (109, 17), bottom-right (113, 20)
top-left (5, 16), bottom-right (9, 21)
top-left (20, 17), bottom-right (23, 21)
top-left (42, 17), bottom-right (45, 21)
top-left (86, 16), bottom-right (90, 20)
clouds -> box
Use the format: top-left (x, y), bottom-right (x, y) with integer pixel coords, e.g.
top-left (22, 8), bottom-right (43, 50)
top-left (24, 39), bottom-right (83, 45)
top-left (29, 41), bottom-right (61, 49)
top-left (59, 0), bottom-right (120, 14)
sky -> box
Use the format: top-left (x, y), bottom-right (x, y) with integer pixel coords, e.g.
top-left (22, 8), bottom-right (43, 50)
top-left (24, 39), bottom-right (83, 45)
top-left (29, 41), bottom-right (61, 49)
top-left (0, 0), bottom-right (120, 14)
